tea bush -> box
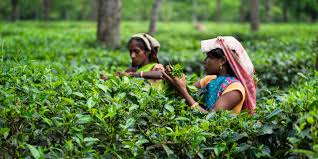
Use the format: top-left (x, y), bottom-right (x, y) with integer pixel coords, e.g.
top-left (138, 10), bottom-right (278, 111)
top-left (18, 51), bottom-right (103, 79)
top-left (0, 21), bottom-right (317, 158)
top-left (0, 63), bottom-right (317, 158)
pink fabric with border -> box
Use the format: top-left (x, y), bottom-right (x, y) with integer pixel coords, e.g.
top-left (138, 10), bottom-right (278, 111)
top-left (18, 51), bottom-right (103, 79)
top-left (201, 36), bottom-right (256, 114)
top-left (217, 36), bottom-right (256, 114)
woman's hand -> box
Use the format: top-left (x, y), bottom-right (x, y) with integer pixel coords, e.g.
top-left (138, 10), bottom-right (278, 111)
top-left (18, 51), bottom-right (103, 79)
top-left (116, 71), bottom-right (132, 77)
top-left (162, 70), bottom-right (201, 109)
top-left (172, 74), bottom-right (187, 91)
top-left (162, 70), bottom-right (187, 91)
top-left (100, 71), bottom-right (109, 81)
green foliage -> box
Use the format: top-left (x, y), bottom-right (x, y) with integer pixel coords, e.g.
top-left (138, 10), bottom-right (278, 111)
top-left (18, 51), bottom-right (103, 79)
top-left (0, 0), bottom-right (318, 22)
top-left (169, 63), bottom-right (184, 78)
top-left (0, 21), bottom-right (317, 158)
top-left (0, 66), bottom-right (317, 157)
top-left (287, 78), bottom-right (318, 158)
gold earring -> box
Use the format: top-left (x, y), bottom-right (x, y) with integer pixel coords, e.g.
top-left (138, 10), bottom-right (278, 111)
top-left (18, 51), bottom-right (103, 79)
top-left (220, 65), bottom-right (223, 70)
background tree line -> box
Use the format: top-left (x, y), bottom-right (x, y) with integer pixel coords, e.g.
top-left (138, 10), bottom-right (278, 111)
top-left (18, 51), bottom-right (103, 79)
top-left (1, 0), bottom-right (317, 23)
top-left (1, 0), bottom-right (317, 58)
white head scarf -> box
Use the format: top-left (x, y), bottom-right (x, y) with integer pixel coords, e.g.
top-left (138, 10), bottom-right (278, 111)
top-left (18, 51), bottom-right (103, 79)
top-left (131, 33), bottom-right (160, 52)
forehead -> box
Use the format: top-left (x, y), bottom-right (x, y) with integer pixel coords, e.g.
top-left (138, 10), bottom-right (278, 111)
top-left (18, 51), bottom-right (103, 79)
top-left (129, 40), bottom-right (142, 49)
top-left (205, 54), bottom-right (218, 61)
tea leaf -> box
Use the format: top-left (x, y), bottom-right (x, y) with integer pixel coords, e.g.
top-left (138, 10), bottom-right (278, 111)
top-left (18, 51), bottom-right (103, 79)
top-left (72, 92), bottom-right (85, 98)
top-left (27, 144), bottom-right (42, 159)
top-left (162, 144), bottom-right (174, 156)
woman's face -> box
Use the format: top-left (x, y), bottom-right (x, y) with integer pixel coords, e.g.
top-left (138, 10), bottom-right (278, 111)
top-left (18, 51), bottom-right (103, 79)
top-left (129, 39), bottom-right (148, 67)
top-left (204, 54), bottom-right (222, 75)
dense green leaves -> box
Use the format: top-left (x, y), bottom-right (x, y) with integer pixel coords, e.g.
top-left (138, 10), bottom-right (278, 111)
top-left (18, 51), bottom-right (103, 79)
top-left (0, 22), bottom-right (317, 158)
top-left (169, 64), bottom-right (184, 78)
top-left (1, 0), bottom-right (317, 22)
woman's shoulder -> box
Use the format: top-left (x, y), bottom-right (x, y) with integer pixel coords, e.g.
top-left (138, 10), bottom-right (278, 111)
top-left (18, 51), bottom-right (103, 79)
top-left (199, 75), bottom-right (217, 88)
top-left (223, 81), bottom-right (245, 97)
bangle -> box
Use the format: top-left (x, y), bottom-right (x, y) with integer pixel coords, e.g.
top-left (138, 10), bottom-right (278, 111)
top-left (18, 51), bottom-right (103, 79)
top-left (190, 102), bottom-right (199, 108)
top-left (140, 71), bottom-right (144, 78)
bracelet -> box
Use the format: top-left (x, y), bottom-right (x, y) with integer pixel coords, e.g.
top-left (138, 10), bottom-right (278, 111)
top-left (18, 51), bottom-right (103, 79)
top-left (190, 102), bottom-right (199, 108)
top-left (140, 71), bottom-right (144, 78)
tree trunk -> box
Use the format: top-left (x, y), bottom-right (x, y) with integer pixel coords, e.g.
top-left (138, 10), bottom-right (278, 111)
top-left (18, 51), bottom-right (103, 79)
top-left (250, 0), bottom-right (259, 32)
top-left (316, 54), bottom-right (318, 71)
top-left (316, 39), bottom-right (318, 71)
top-left (192, 0), bottom-right (197, 24)
top-left (265, 0), bottom-right (272, 22)
top-left (43, 0), bottom-right (50, 21)
top-left (215, 0), bottom-right (221, 22)
top-left (282, 6), bottom-right (288, 22)
top-left (148, 0), bottom-right (162, 35)
top-left (310, 11), bottom-right (317, 23)
top-left (90, 0), bottom-right (97, 21)
top-left (97, 0), bottom-right (121, 49)
top-left (10, 0), bottom-right (18, 21)
top-left (239, 0), bottom-right (245, 22)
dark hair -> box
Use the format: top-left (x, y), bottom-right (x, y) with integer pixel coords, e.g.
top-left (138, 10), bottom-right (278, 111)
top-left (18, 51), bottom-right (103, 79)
top-left (206, 48), bottom-right (236, 77)
top-left (128, 37), bottom-right (159, 63)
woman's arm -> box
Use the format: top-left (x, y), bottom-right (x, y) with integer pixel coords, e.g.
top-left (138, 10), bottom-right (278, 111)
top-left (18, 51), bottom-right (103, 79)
top-left (162, 71), bottom-right (242, 113)
top-left (123, 64), bottom-right (165, 79)
top-left (128, 71), bottom-right (163, 79)
top-left (162, 71), bottom-right (208, 113)
top-left (176, 84), bottom-right (242, 113)
top-left (212, 90), bottom-right (243, 111)
top-left (125, 67), bottom-right (137, 73)
top-left (177, 85), bottom-right (209, 113)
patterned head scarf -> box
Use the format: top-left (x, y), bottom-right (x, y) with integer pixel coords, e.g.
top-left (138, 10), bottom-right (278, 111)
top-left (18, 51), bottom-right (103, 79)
top-left (131, 33), bottom-right (160, 53)
top-left (201, 36), bottom-right (256, 114)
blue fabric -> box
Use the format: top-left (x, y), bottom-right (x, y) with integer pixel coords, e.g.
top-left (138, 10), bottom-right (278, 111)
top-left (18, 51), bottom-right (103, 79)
top-left (204, 76), bottom-right (239, 110)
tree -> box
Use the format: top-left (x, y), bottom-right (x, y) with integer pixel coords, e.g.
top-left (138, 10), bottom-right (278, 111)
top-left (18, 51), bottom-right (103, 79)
top-left (43, 0), bottom-right (50, 20)
top-left (192, 0), bottom-right (197, 24)
top-left (10, 0), bottom-right (18, 21)
top-left (316, 54), bottom-right (318, 70)
top-left (314, 30), bottom-right (318, 73)
top-left (250, 0), bottom-right (259, 32)
top-left (265, 0), bottom-right (272, 22)
top-left (298, 0), bottom-right (318, 22)
top-left (278, 0), bottom-right (290, 22)
top-left (282, 6), bottom-right (288, 22)
top-left (97, 0), bottom-right (121, 49)
top-left (215, 0), bottom-right (221, 22)
top-left (278, 0), bottom-right (317, 23)
top-left (239, 0), bottom-right (248, 22)
top-left (149, 0), bottom-right (162, 35)
top-left (90, 0), bottom-right (97, 21)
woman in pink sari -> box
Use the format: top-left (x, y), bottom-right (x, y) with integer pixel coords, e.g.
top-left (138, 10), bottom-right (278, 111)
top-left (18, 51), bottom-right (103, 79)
top-left (163, 36), bottom-right (256, 114)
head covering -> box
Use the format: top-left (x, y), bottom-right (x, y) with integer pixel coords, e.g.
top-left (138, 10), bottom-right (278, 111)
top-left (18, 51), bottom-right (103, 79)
top-left (131, 33), bottom-right (160, 52)
top-left (201, 36), bottom-right (256, 114)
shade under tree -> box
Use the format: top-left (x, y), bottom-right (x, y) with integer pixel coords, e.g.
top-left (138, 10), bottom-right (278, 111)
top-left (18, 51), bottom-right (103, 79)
top-left (10, 0), bottom-right (18, 21)
top-left (149, 0), bottom-right (162, 35)
top-left (97, 0), bottom-right (121, 49)
top-left (250, 0), bottom-right (259, 32)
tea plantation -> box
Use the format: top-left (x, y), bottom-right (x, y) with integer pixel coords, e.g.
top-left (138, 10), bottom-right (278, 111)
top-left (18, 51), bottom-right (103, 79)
top-left (0, 21), bottom-right (317, 158)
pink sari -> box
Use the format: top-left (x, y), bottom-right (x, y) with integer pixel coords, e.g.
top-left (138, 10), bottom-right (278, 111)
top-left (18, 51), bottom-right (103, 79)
top-left (201, 36), bottom-right (256, 114)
